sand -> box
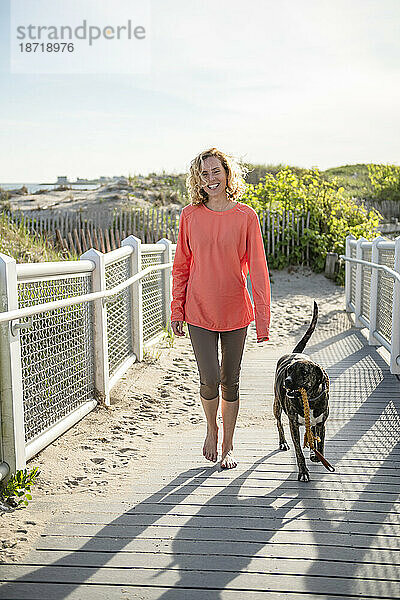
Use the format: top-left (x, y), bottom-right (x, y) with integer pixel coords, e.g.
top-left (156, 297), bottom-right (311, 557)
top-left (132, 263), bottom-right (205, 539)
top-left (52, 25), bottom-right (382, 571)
top-left (5, 177), bottom-right (182, 215)
top-left (0, 266), bottom-right (346, 563)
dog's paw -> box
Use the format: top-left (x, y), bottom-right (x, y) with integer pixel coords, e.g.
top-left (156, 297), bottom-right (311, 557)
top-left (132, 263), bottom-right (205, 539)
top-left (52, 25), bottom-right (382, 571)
top-left (279, 442), bottom-right (290, 451)
top-left (298, 469), bottom-right (310, 482)
top-left (310, 454), bottom-right (320, 462)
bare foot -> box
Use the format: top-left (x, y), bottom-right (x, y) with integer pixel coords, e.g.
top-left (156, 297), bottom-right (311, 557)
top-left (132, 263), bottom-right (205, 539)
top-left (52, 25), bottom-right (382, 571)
top-left (220, 447), bottom-right (237, 469)
top-left (203, 427), bottom-right (218, 462)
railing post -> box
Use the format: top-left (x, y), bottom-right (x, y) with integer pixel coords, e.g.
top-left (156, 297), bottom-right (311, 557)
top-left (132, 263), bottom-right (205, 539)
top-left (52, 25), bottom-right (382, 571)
top-left (345, 234), bottom-right (356, 312)
top-left (368, 236), bottom-right (385, 345)
top-left (80, 248), bottom-right (110, 406)
top-left (156, 238), bottom-right (173, 331)
top-left (121, 236), bottom-right (144, 362)
top-left (354, 237), bottom-right (366, 327)
top-left (390, 235), bottom-right (400, 374)
top-left (0, 253), bottom-right (26, 473)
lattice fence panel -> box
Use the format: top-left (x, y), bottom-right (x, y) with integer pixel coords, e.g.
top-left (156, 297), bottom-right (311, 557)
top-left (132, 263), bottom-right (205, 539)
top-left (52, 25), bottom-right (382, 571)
top-left (360, 246), bottom-right (372, 322)
top-left (141, 251), bottom-right (164, 343)
top-left (350, 245), bottom-right (357, 307)
top-left (105, 257), bottom-right (132, 376)
top-left (18, 275), bottom-right (95, 443)
top-left (376, 249), bottom-right (395, 344)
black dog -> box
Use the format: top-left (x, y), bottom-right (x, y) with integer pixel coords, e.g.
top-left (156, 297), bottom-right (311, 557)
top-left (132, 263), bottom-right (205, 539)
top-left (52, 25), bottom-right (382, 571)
top-left (273, 301), bottom-right (330, 482)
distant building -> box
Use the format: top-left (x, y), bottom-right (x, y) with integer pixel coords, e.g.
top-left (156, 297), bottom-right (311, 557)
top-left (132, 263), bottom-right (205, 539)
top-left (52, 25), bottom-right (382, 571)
top-left (57, 176), bottom-right (69, 184)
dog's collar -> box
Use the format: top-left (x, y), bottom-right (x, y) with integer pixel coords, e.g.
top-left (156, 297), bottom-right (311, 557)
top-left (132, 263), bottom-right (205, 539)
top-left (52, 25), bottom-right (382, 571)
top-left (285, 383), bottom-right (327, 401)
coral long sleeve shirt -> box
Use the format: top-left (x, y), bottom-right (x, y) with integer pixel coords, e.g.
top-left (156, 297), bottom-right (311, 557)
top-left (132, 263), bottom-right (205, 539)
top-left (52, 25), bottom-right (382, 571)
top-left (170, 201), bottom-right (271, 341)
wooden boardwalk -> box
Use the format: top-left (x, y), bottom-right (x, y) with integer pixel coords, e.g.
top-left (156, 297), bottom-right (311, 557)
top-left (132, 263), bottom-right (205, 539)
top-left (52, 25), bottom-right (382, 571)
top-left (1, 311), bottom-right (399, 599)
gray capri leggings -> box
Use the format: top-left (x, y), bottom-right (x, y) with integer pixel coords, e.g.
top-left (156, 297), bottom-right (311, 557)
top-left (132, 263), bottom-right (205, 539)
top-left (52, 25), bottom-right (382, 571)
top-left (187, 323), bottom-right (248, 402)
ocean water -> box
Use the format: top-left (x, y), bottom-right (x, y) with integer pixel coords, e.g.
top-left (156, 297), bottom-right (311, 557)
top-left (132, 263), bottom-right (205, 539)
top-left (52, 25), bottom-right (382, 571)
top-left (0, 183), bottom-right (100, 194)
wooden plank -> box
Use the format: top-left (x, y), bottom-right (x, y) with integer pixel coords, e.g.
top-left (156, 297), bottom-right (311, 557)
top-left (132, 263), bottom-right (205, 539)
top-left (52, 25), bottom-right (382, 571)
top-left (114, 480), bottom-right (397, 495)
top-left (0, 583), bottom-right (374, 600)
top-left (51, 508), bottom-right (400, 528)
top-left (110, 440), bottom-right (400, 454)
top-left (12, 551), bottom-right (400, 581)
top-left (80, 228), bottom-right (88, 252)
top-left (27, 541), bottom-right (400, 565)
top-left (33, 493), bottom-right (400, 513)
top-left (96, 453), bottom-right (400, 465)
top-left (104, 228), bottom-right (111, 253)
top-left (1, 565), bottom-right (399, 598)
top-left (43, 516), bottom-right (353, 537)
top-left (40, 524), bottom-right (400, 550)
top-left (119, 463), bottom-right (400, 477)
top-left (122, 451), bottom-right (400, 464)
top-left (55, 228), bottom-right (64, 251)
top-left (126, 480), bottom-right (399, 495)
top-left (110, 227), bottom-right (116, 250)
top-left (98, 228), bottom-right (106, 253)
top-left (86, 227), bottom-right (93, 250)
top-left (71, 226), bottom-right (79, 254)
top-left (111, 470), bottom-right (400, 486)
top-left (92, 228), bottom-right (100, 251)
top-left (52, 502), bottom-right (400, 520)
top-left (36, 494), bottom-right (400, 512)
top-left (67, 231), bottom-right (74, 254)
top-left (121, 459), bottom-right (400, 475)
top-left (35, 531), bottom-right (400, 555)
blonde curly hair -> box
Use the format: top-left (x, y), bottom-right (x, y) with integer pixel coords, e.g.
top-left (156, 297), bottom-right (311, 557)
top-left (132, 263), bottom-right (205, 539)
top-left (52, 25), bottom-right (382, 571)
top-left (186, 147), bottom-right (249, 205)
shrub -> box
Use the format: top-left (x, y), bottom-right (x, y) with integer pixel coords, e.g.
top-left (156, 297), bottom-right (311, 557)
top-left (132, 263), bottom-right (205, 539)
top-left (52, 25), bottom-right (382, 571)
top-left (0, 212), bottom-right (67, 263)
top-left (241, 167), bottom-right (382, 283)
top-left (367, 163), bottom-right (400, 203)
top-left (1, 467), bottom-right (40, 508)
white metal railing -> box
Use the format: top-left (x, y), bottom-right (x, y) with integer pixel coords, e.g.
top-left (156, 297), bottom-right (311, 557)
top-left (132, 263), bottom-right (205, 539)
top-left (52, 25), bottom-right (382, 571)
top-left (341, 234), bottom-right (400, 375)
top-left (0, 235), bottom-right (177, 478)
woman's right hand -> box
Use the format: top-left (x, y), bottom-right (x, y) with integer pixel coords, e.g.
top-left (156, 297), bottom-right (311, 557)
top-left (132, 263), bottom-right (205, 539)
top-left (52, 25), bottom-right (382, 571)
top-left (171, 321), bottom-right (185, 337)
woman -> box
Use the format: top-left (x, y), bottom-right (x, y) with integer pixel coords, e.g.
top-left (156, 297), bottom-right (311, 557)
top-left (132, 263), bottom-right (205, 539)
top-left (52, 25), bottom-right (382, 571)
top-left (170, 147), bottom-right (271, 469)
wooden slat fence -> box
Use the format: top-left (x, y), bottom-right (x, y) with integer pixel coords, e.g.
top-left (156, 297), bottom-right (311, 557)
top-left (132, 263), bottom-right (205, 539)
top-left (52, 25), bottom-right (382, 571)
top-left (2, 207), bottom-right (311, 263)
top-left (360, 198), bottom-right (400, 220)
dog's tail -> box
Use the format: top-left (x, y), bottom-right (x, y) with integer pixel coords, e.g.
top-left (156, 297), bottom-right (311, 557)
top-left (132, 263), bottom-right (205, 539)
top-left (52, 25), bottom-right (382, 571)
top-left (292, 300), bottom-right (318, 353)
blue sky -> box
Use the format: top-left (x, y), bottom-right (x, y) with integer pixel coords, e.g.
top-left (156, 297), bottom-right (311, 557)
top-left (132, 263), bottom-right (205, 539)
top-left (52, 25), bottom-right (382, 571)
top-left (1, 0), bottom-right (399, 182)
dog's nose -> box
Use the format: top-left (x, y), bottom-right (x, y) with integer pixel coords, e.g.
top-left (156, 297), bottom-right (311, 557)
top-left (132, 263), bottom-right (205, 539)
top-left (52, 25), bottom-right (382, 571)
top-left (284, 377), bottom-right (293, 389)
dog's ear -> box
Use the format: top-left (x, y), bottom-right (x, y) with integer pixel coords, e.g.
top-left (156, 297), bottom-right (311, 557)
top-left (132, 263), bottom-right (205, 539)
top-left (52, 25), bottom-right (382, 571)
top-left (317, 365), bottom-right (330, 392)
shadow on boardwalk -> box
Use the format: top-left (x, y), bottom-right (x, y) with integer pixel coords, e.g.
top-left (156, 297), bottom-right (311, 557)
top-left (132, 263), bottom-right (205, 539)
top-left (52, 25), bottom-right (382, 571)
top-left (1, 325), bottom-right (399, 599)
top-left (157, 336), bottom-right (400, 599)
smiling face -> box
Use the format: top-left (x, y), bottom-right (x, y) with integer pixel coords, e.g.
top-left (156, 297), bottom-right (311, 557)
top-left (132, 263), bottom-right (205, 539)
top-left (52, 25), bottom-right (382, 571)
top-left (200, 155), bottom-right (228, 199)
